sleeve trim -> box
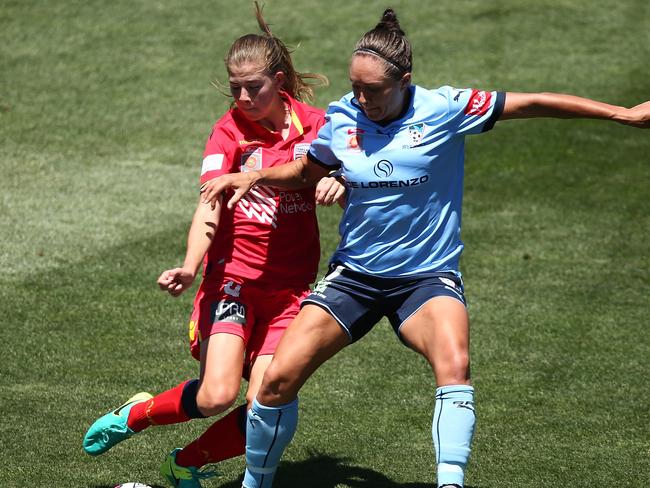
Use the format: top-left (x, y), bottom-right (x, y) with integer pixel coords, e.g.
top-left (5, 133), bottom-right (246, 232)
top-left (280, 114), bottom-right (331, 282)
top-left (482, 91), bottom-right (506, 132)
top-left (307, 150), bottom-right (341, 170)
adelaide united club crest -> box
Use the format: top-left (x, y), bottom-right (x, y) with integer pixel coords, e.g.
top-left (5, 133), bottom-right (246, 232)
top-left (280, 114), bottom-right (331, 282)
top-left (241, 146), bottom-right (263, 172)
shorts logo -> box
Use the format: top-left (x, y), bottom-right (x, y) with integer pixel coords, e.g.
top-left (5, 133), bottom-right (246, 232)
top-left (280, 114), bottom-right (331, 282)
top-left (241, 147), bottom-right (263, 172)
top-left (188, 319), bottom-right (197, 342)
top-left (293, 143), bottom-right (310, 159)
top-left (373, 160), bottom-right (394, 178)
top-left (407, 123), bottom-right (425, 147)
top-left (464, 89), bottom-right (492, 116)
top-left (439, 277), bottom-right (457, 289)
top-left (313, 279), bottom-right (329, 295)
top-left (224, 281), bottom-right (241, 298)
top-left (212, 299), bottom-right (247, 326)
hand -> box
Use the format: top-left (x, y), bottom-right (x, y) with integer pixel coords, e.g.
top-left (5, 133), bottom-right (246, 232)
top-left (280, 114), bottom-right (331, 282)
top-left (157, 267), bottom-right (196, 297)
top-left (315, 176), bottom-right (347, 207)
top-left (200, 172), bottom-right (259, 210)
top-left (618, 100), bottom-right (650, 128)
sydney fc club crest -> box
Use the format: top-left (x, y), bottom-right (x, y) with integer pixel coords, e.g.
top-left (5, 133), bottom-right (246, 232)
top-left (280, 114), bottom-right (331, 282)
top-left (407, 123), bottom-right (425, 147)
top-left (241, 147), bottom-right (263, 172)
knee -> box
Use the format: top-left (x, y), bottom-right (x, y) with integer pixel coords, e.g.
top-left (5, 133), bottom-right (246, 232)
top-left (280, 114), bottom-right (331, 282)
top-left (196, 383), bottom-right (238, 416)
top-left (449, 348), bottom-right (470, 374)
top-left (256, 361), bottom-right (299, 406)
top-left (435, 348), bottom-right (471, 385)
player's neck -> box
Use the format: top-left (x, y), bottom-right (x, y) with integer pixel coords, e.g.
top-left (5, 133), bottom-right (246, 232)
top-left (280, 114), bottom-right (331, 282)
top-left (259, 99), bottom-right (291, 139)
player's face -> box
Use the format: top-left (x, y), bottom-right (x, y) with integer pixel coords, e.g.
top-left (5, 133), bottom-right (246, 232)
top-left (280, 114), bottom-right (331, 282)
top-left (349, 55), bottom-right (410, 123)
top-left (228, 62), bottom-right (284, 122)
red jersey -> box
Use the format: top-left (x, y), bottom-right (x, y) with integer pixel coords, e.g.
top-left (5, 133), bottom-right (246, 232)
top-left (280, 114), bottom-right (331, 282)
top-left (199, 93), bottom-right (325, 289)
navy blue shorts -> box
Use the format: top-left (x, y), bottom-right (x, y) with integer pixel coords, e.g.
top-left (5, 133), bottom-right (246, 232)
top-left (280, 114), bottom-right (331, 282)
top-left (302, 264), bottom-right (466, 343)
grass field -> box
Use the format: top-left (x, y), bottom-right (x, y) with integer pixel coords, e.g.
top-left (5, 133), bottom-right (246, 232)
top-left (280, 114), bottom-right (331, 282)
top-left (1, 1), bottom-right (649, 487)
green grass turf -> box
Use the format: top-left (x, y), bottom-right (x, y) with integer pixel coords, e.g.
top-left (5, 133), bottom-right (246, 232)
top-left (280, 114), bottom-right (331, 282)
top-left (1, 1), bottom-right (649, 486)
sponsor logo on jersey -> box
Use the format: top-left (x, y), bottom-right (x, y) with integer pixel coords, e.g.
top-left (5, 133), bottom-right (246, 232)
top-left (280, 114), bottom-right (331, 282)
top-left (464, 89), bottom-right (492, 116)
top-left (237, 186), bottom-right (279, 228)
top-left (373, 160), bottom-right (394, 178)
top-left (293, 143), bottom-right (311, 159)
top-left (241, 147), bottom-right (263, 172)
top-left (348, 175), bottom-right (429, 189)
top-left (279, 191), bottom-right (314, 214)
top-left (347, 128), bottom-right (364, 152)
top-left (407, 123), bottom-right (425, 147)
top-left (349, 159), bottom-right (428, 189)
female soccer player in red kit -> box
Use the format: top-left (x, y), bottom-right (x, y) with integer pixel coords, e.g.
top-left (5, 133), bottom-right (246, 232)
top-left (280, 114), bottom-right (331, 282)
top-left (83, 4), bottom-right (343, 487)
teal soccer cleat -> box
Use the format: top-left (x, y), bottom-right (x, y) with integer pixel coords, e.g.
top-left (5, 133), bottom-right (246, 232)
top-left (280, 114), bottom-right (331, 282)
top-left (83, 392), bottom-right (153, 456)
top-left (160, 448), bottom-right (218, 488)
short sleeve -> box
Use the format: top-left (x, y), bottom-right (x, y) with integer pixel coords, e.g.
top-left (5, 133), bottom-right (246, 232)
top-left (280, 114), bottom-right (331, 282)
top-left (442, 86), bottom-right (505, 136)
top-left (306, 115), bottom-right (341, 170)
top-left (200, 125), bottom-right (237, 185)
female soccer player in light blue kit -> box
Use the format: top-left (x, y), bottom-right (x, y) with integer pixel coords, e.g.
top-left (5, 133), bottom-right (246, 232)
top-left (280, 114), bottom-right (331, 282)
top-left (200, 8), bottom-right (650, 488)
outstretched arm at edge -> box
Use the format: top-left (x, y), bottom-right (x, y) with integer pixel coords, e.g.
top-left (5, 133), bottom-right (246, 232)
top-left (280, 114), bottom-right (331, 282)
top-left (501, 92), bottom-right (650, 128)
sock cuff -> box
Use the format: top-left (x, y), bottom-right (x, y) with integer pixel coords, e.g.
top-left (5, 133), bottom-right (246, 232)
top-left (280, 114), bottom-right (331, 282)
top-left (181, 379), bottom-right (206, 419)
top-left (252, 397), bottom-right (298, 413)
top-left (435, 384), bottom-right (474, 399)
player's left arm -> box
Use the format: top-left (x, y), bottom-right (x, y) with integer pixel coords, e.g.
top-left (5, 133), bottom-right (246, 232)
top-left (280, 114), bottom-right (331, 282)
top-left (500, 92), bottom-right (650, 128)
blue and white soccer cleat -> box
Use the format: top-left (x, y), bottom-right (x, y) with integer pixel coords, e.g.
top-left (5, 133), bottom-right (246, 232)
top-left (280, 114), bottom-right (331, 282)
top-left (160, 448), bottom-right (218, 488)
top-left (83, 392), bottom-right (153, 456)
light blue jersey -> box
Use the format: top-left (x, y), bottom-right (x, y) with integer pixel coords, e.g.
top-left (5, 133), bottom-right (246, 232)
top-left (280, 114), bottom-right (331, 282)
top-left (309, 85), bottom-right (505, 277)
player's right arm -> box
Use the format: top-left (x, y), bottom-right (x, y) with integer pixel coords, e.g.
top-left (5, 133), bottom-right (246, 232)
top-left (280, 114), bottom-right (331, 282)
top-left (158, 196), bottom-right (222, 297)
top-left (200, 155), bottom-right (330, 210)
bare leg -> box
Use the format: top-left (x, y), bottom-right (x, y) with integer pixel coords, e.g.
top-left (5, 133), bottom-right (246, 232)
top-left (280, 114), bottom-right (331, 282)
top-left (399, 296), bottom-right (474, 488)
top-left (196, 333), bottom-right (246, 416)
top-left (244, 305), bottom-right (350, 488)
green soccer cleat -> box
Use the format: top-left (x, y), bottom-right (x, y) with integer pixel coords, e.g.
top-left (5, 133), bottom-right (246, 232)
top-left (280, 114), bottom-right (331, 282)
top-left (83, 392), bottom-right (153, 456)
top-left (160, 448), bottom-right (218, 488)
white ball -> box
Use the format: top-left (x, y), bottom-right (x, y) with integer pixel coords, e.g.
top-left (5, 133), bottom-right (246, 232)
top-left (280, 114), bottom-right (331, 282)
top-left (114, 483), bottom-right (153, 488)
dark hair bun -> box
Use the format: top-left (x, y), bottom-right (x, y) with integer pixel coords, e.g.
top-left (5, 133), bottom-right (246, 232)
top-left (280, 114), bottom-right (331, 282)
top-left (376, 8), bottom-right (405, 35)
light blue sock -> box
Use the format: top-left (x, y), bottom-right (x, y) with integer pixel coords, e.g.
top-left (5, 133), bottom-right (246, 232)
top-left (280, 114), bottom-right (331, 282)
top-left (242, 397), bottom-right (298, 488)
top-left (432, 385), bottom-right (475, 488)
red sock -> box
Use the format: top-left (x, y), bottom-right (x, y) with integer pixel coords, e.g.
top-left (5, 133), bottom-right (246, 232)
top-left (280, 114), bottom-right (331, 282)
top-left (176, 404), bottom-right (246, 468)
top-left (127, 380), bottom-right (192, 433)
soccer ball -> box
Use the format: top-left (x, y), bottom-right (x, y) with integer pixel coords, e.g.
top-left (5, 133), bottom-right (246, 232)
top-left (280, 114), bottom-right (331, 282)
top-left (114, 483), bottom-right (153, 488)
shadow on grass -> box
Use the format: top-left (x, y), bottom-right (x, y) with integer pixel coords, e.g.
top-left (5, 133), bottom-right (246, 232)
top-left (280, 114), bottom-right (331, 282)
top-left (215, 453), bottom-right (483, 488)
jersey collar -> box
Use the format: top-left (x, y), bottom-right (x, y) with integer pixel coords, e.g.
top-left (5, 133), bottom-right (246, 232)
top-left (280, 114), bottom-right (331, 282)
top-left (231, 91), bottom-right (310, 143)
top-left (350, 85), bottom-right (416, 132)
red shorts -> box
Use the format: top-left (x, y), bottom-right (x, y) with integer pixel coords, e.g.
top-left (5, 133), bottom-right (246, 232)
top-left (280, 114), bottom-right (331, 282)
top-left (188, 278), bottom-right (309, 368)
